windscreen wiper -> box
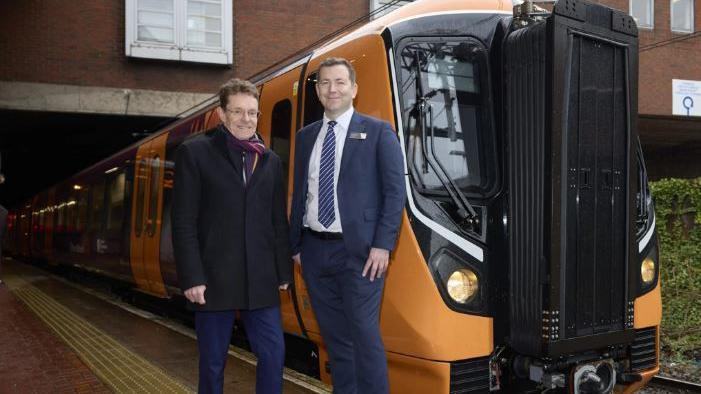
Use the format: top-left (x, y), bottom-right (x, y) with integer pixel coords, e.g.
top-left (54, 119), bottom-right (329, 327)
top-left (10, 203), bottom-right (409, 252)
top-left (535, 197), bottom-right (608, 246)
top-left (412, 51), bottom-right (479, 230)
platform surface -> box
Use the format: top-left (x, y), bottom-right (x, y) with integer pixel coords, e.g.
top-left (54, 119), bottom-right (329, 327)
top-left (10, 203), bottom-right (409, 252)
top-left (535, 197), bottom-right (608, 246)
top-left (0, 259), bottom-right (328, 393)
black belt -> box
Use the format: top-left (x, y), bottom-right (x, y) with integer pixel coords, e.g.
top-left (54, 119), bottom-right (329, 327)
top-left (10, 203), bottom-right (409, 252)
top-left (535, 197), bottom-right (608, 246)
top-left (304, 228), bottom-right (343, 240)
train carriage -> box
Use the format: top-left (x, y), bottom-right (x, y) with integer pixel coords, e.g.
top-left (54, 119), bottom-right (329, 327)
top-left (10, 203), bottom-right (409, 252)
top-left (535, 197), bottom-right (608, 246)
top-left (7, 0), bottom-right (661, 392)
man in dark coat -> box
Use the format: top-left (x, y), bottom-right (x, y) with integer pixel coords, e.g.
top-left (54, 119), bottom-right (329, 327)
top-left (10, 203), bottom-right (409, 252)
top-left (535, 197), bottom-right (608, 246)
top-left (289, 58), bottom-right (405, 394)
top-left (172, 79), bottom-right (291, 394)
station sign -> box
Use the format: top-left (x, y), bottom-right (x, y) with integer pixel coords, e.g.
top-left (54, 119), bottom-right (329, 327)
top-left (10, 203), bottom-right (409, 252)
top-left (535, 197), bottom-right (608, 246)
top-left (672, 79), bottom-right (701, 117)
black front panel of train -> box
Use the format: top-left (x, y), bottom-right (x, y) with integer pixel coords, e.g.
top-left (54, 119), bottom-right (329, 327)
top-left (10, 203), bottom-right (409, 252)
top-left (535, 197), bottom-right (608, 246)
top-left (504, 0), bottom-right (639, 357)
top-left (563, 33), bottom-right (628, 339)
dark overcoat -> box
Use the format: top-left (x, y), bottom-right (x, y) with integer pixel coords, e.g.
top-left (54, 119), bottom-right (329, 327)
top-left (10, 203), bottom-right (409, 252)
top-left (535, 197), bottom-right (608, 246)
top-left (171, 127), bottom-right (291, 311)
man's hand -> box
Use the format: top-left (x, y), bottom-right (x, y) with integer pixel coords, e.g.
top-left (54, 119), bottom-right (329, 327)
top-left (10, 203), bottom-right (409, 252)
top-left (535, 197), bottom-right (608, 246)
top-left (184, 285), bottom-right (206, 305)
top-left (279, 283), bottom-right (290, 291)
top-left (292, 253), bottom-right (301, 266)
top-left (362, 248), bottom-right (390, 282)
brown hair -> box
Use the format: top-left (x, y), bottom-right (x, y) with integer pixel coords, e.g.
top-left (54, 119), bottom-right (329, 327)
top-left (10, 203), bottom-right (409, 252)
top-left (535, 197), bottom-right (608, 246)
top-left (317, 57), bottom-right (356, 84)
top-left (218, 78), bottom-right (259, 108)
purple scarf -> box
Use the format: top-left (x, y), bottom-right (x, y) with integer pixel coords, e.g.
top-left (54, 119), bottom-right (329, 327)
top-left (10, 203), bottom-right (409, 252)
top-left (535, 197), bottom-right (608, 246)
top-left (221, 125), bottom-right (265, 184)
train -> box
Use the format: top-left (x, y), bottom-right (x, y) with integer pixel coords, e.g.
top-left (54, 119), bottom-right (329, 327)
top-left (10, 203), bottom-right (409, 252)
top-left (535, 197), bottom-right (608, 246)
top-left (5, 0), bottom-right (661, 392)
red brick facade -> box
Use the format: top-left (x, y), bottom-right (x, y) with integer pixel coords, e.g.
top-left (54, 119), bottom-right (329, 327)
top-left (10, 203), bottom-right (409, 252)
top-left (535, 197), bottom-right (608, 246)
top-left (593, 0), bottom-right (701, 116)
top-left (0, 0), bottom-right (368, 93)
top-left (2, 1), bottom-right (698, 113)
top-left (234, 1), bottom-right (368, 79)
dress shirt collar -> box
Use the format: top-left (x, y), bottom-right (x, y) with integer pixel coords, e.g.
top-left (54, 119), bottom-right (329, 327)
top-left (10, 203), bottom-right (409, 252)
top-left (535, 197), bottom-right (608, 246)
top-left (323, 106), bottom-right (354, 133)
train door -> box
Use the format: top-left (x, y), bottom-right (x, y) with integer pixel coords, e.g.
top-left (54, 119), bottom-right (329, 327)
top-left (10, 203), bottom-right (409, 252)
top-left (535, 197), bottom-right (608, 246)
top-left (129, 134), bottom-right (169, 297)
top-left (19, 206), bottom-right (30, 256)
top-left (258, 62), bottom-right (308, 337)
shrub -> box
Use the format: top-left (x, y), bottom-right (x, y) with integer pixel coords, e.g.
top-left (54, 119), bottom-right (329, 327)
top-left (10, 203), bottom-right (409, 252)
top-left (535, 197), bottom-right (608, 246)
top-left (649, 178), bottom-right (701, 362)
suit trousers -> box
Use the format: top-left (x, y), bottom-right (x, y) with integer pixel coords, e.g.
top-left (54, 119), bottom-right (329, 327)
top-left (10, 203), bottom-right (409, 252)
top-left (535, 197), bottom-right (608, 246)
top-left (301, 233), bottom-right (388, 394)
top-left (195, 306), bottom-right (285, 394)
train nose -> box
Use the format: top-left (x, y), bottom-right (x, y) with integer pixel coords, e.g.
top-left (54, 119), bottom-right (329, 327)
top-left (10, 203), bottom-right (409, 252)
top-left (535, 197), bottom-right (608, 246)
top-left (574, 361), bottom-right (615, 394)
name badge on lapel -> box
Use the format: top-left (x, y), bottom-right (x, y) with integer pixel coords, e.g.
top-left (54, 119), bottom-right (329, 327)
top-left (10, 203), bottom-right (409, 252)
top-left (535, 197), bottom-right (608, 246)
top-left (349, 132), bottom-right (367, 140)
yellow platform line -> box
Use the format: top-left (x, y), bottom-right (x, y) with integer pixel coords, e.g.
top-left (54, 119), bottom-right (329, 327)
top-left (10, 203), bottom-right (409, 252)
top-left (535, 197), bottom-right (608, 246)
top-left (5, 276), bottom-right (193, 393)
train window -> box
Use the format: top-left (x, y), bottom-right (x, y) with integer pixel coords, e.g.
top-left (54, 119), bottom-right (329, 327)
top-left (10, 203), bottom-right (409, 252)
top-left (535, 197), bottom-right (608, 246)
top-left (76, 190), bottom-right (88, 232)
top-left (106, 172), bottom-right (126, 232)
top-left (397, 39), bottom-right (497, 198)
top-left (35, 210), bottom-right (44, 249)
top-left (303, 72), bottom-right (324, 127)
top-left (89, 180), bottom-right (106, 232)
top-left (65, 199), bottom-right (75, 232)
top-left (56, 202), bottom-right (65, 232)
top-left (147, 157), bottom-right (161, 237)
top-left (270, 99), bottom-right (292, 191)
top-left (134, 158), bottom-right (148, 237)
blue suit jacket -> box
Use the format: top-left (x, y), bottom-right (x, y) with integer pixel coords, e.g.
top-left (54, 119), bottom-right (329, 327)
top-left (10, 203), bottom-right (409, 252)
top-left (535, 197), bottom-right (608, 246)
top-left (289, 111), bottom-right (406, 260)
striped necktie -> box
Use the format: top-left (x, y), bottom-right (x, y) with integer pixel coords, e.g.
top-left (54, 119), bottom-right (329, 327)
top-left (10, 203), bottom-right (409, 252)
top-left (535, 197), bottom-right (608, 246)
top-left (318, 121), bottom-right (337, 228)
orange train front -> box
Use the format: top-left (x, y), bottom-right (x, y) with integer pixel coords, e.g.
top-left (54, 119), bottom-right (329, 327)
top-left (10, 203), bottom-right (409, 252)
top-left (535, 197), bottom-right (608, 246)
top-left (6, 0), bottom-right (661, 392)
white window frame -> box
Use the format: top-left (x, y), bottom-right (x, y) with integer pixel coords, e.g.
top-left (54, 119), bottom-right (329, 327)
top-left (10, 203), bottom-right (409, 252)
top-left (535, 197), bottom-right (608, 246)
top-left (629, 0), bottom-right (654, 29)
top-left (125, 0), bottom-right (233, 65)
top-left (670, 0), bottom-right (694, 33)
top-left (370, 0), bottom-right (413, 18)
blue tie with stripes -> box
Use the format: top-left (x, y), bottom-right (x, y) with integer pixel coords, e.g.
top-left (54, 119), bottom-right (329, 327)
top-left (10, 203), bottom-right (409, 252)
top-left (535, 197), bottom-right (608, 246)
top-left (318, 121), bottom-right (337, 228)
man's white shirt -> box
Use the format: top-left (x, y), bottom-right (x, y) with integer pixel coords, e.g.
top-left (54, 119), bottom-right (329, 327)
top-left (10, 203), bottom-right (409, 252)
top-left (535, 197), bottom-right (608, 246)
top-left (303, 106), bottom-right (354, 233)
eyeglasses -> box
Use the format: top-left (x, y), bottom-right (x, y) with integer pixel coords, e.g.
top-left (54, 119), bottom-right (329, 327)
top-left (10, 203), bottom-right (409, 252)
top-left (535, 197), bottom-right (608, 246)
top-left (225, 108), bottom-right (261, 119)
top-left (316, 79), bottom-right (349, 90)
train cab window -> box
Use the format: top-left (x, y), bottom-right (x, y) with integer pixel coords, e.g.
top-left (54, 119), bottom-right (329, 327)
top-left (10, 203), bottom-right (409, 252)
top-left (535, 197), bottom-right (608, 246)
top-left (397, 39), bottom-right (497, 198)
top-left (147, 157), bottom-right (161, 237)
top-left (303, 72), bottom-right (324, 127)
top-left (89, 180), bottom-right (106, 232)
top-left (270, 99), bottom-right (292, 191)
top-left (106, 172), bottom-right (126, 232)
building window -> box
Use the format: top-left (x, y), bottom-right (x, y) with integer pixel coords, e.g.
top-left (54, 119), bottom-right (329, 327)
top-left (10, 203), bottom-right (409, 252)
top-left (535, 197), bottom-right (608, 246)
top-left (630, 0), bottom-right (654, 29)
top-left (370, 0), bottom-right (414, 19)
top-left (125, 0), bottom-right (233, 65)
top-left (671, 0), bottom-right (694, 33)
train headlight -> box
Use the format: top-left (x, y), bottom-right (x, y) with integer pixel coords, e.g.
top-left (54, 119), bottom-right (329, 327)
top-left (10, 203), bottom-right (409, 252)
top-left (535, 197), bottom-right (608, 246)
top-left (641, 257), bottom-right (656, 284)
top-left (446, 269), bottom-right (479, 303)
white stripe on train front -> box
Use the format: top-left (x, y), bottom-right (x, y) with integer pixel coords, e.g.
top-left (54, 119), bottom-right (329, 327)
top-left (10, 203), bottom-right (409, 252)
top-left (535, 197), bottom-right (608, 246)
top-left (638, 215), bottom-right (656, 253)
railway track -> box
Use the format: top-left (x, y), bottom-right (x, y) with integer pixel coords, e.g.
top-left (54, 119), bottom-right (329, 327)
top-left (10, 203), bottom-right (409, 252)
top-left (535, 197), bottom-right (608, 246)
top-left (649, 375), bottom-right (701, 392)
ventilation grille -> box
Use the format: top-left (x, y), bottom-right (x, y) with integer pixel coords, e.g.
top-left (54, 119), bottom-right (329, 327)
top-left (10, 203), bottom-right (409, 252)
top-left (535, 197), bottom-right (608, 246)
top-left (630, 327), bottom-right (657, 372)
top-left (450, 357), bottom-right (490, 393)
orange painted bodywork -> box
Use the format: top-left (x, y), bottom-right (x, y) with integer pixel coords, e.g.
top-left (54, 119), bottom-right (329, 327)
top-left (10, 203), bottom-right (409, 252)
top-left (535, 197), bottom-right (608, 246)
top-left (129, 133), bottom-right (169, 296)
top-left (622, 282), bottom-right (662, 392)
top-left (634, 282), bottom-right (662, 329)
top-left (276, 31), bottom-right (493, 388)
top-left (257, 63), bottom-right (306, 337)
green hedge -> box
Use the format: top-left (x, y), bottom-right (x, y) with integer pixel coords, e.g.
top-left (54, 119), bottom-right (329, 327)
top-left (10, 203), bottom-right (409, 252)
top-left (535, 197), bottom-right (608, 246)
top-left (649, 178), bottom-right (701, 361)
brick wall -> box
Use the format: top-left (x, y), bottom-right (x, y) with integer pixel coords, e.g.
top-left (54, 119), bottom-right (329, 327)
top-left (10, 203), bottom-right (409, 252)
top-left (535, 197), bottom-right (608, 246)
top-left (0, 0), bottom-right (368, 93)
top-left (597, 0), bottom-right (701, 116)
top-left (233, 0), bottom-right (368, 78)
top-left (2, 0), bottom-right (698, 115)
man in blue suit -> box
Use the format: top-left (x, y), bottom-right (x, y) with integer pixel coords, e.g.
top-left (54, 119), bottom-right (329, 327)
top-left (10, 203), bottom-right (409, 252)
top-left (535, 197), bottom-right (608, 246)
top-left (289, 57), bottom-right (405, 394)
